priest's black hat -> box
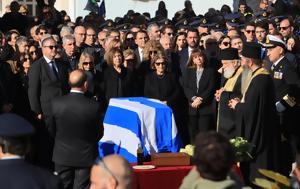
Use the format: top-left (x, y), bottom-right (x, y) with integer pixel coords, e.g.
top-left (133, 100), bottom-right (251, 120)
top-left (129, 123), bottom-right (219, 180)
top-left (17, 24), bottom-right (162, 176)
top-left (220, 48), bottom-right (240, 60)
top-left (0, 113), bottom-right (34, 137)
top-left (241, 42), bottom-right (262, 59)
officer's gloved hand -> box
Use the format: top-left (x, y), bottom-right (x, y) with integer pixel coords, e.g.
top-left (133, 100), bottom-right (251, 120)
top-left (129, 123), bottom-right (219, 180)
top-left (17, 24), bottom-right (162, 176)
top-left (276, 101), bottom-right (286, 112)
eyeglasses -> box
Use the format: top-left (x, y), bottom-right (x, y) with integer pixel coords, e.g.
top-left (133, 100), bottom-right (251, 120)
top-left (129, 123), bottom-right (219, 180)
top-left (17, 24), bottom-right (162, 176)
top-left (95, 158), bottom-right (119, 187)
top-left (82, 62), bottom-right (93, 65)
top-left (149, 51), bottom-right (158, 55)
top-left (155, 62), bottom-right (166, 66)
top-left (23, 58), bottom-right (30, 62)
top-left (126, 37), bottom-right (134, 41)
top-left (279, 25), bottom-right (290, 30)
top-left (39, 32), bottom-right (48, 35)
top-left (30, 51), bottom-right (37, 55)
top-left (43, 45), bottom-right (57, 50)
top-left (222, 42), bottom-right (230, 46)
top-left (245, 30), bottom-right (255, 34)
top-left (166, 32), bottom-right (174, 36)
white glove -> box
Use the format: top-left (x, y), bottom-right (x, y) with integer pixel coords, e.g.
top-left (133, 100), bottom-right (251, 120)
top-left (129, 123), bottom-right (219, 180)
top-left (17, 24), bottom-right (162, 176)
top-left (276, 101), bottom-right (286, 112)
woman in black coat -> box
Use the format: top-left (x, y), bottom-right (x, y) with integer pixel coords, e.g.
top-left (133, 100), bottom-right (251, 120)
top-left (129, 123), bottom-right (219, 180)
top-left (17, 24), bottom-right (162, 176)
top-left (182, 49), bottom-right (217, 143)
top-left (143, 52), bottom-right (191, 144)
top-left (102, 48), bottom-right (135, 105)
top-left (144, 52), bottom-right (181, 111)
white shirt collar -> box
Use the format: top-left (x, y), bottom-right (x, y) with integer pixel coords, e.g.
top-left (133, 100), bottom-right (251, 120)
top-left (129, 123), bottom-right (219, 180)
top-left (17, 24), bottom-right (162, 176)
top-left (1, 155), bottom-right (22, 160)
top-left (43, 56), bottom-right (54, 64)
top-left (188, 46), bottom-right (194, 58)
top-left (273, 56), bottom-right (284, 67)
top-left (70, 89), bottom-right (84, 94)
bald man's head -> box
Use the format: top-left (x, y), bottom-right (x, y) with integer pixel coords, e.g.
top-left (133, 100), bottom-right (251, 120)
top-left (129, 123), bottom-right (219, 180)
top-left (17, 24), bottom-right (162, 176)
top-left (90, 155), bottom-right (132, 189)
top-left (69, 69), bottom-right (87, 89)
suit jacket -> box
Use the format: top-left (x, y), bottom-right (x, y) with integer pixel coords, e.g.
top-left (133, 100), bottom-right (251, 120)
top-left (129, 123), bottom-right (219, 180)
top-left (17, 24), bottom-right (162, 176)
top-left (182, 67), bottom-right (216, 115)
top-left (178, 47), bottom-right (189, 75)
top-left (134, 48), bottom-right (142, 66)
top-left (60, 50), bottom-right (80, 72)
top-left (0, 159), bottom-right (62, 189)
top-left (28, 57), bottom-right (69, 116)
top-left (52, 92), bottom-right (103, 167)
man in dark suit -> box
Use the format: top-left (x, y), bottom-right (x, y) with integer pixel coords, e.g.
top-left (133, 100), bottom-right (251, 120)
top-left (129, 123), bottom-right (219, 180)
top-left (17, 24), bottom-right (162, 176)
top-left (28, 35), bottom-right (69, 169)
top-left (0, 113), bottom-right (62, 189)
top-left (52, 70), bottom-right (103, 189)
top-left (178, 28), bottom-right (199, 75)
top-left (134, 30), bottom-right (149, 66)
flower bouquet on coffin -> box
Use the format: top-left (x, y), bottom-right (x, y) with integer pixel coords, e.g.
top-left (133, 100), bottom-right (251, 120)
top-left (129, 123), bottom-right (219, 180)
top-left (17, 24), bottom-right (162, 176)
top-left (230, 137), bottom-right (255, 163)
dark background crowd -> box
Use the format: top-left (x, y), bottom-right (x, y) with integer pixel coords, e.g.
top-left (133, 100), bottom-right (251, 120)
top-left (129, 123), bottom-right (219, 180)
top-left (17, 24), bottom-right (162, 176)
top-left (0, 0), bottom-right (300, 188)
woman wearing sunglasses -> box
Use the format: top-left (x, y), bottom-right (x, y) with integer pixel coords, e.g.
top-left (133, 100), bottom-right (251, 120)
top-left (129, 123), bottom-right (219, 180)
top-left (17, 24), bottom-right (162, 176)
top-left (78, 52), bottom-right (102, 101)
top-left (144, 52), bottom-right (186, 139)
top-left (136, 40), bottom-right (164, 95)
top-left (102, 48), bottom-right (135, 106)
top-left (218, 36), bottom-right (231, 50)
top-left (182, 49), bottom-right (217, 143)
top-left (14, 53), bottom-right (35, 121)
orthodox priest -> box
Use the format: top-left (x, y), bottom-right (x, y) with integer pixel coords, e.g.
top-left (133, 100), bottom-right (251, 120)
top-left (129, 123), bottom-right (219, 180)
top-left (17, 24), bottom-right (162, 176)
top-left (216, 48), bottom-right (243, 138)
top-left (228, 42), bottom-right (280, 185)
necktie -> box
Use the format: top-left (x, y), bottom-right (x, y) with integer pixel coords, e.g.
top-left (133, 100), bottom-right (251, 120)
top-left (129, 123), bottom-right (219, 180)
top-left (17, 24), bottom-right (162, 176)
top-left (49, 61), bottom-right (59, 79)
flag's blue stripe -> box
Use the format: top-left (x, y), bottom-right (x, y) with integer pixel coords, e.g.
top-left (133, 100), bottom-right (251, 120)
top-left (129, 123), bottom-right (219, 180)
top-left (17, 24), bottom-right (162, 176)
top-left (104, 106), bottom-right (141, 135)
top-left (98, 142), bottom-right (136, 163)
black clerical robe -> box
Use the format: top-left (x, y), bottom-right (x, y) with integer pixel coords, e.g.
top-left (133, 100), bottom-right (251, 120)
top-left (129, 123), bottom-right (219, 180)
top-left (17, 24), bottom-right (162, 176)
top-left (235, 67), bottom-right (280, 184)
top-left (217, 66), bottom-right (243, 138)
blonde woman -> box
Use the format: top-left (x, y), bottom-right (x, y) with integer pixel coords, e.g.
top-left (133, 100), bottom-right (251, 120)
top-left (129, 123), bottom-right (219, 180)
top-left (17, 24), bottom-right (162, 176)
top-left (78, 52), bottom-right (102, 100)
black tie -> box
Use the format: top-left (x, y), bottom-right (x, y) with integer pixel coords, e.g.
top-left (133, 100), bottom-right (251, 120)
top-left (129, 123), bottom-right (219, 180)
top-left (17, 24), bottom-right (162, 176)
top-left (50, 61), bottom-right (59, 79)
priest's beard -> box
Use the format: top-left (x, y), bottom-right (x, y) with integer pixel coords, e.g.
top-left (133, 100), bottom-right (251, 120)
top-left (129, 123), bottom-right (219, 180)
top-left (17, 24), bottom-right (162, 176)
top-left (223, 67), bottom-right (236, 79)
top-left (241, 65), bottom-right (252, 94)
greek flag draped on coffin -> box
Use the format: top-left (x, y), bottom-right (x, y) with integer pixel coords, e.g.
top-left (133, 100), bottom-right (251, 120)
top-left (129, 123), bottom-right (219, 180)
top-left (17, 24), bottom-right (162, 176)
top-left (98, 97), bottom-right (182, 163)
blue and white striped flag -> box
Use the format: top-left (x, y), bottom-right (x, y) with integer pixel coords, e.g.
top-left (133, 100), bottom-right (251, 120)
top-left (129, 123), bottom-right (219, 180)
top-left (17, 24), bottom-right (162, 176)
top-left (98, 97), bottom-right (182, 163)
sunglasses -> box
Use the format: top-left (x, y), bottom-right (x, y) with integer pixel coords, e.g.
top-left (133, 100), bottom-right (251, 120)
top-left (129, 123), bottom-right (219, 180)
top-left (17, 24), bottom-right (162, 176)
top-left (166, 32), bottom-right (174, 36)
top-left (44, 45), bottom-right (57, 50)
top-left (155, 62), bottom-right (166, 66)
top-left (150, 51), bottom-right (158, 55)
top-left (39, 32), bottom-right (48, 35)
top-left (246, 30), bottom-right (255, 34)
top-left (23, 58), bottom-right (30, 61)
top-left (82, 62), bottom-right (93, 65)
top-left (279, 25), bottom-right (290, 30)
top-left (95, 158), bottom-right (119, 187)
top-left (30, 51), bottom-right (37, 55)
top-left (222, 42), bottom-right (230, 46)
top-left (126, 37), bottom-right (134, 41)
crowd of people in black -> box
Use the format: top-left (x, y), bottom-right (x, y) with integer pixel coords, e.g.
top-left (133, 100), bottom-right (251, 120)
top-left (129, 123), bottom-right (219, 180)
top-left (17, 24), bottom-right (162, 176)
top-left (1, 0), bottom-right (300, 188)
